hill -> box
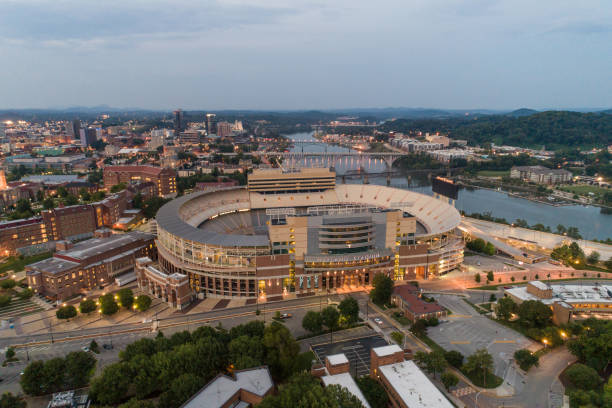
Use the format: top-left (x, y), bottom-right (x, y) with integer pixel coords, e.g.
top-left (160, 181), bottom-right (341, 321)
top-left (379, 111), bottom-right (612, 149)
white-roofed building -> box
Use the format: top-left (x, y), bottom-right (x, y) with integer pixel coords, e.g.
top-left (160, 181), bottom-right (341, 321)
top-left (378, 360), bottom-right (454, 408)
top-left (180, 366), bottom-right (273, 408)
top-left (504, 281), bottom-right (612, 325)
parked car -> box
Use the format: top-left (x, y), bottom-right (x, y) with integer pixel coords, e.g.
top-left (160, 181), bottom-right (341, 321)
top-left (102, 344), bottom-right (114, 350)
top-left (81, 346), bottom-right (90, 352)
top-left (279, 313), bottom-right (292, 319)
top-left (373, 317), bottom-right (384, 326)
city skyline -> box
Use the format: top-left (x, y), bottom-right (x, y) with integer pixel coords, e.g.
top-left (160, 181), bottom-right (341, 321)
top-left (0, 0), bottom-right (611, 110)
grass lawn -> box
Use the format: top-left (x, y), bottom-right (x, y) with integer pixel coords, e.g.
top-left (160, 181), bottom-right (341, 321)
top-left (0, 252), bottom-right (52, 276)
top-left (477, 170), bottom-right (510, 177)
top-left (558, 184), bottom-right (610, 196)
top-left (391, 312), bottom-right (412, 326)
top-left (461, 368), bottom-right (503, 388)
top-left (462, 298), bottom-right (488, 314)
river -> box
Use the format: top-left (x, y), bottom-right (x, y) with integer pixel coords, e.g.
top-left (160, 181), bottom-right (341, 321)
top-left (285, 132), bottom-right (612, 241)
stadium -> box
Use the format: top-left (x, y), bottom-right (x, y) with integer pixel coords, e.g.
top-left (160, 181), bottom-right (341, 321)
top-left (139, 168), bottom-right (463, 308)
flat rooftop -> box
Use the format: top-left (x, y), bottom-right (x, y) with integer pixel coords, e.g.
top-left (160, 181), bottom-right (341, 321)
top-left (379, 360), bottom-right (453, 408)
top-left (326, 353), bottom-right (349, 365)
top-left (181, 367), bottom-right (273, 408)
top-left (248, 167), bottom-right (335, 180)
top-left (372, 344), bottom-right (402, 357)
top-left (58, 231), bottom-right (153, 261)
top-left (321, 372), bottom-right (371, 408)
top-left (506, 282), bottom-right (612, 305)
top-left (27, 257), bottom-right (79, 275)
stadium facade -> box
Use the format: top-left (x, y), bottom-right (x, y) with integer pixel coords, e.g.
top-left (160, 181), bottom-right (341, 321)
top-left (138, 168), bottom-right (463, 308)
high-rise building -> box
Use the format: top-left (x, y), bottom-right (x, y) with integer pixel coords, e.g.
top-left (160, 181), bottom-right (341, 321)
top-left (206, 113), bottom-right (217, 135)
top-left (216, 121), bottom-right (233, 137)
top-left (67, 119), bottom-right (81, 140)
top-left (79, 127), bottom-right (98, 147)
top-left (173, 109), bottom-right (185, 134)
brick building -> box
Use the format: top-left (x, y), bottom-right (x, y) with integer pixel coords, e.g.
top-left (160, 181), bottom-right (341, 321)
top-left (103, 165), bottom-right (177, 197)
top-left (41, 205), bottom-right (97, 241)
top-left (0, 218), bottom-right (48, 256)
top-left (26, 231), bottom-right (156, 300)
top-left (391, 284), bottom-right (447, 322)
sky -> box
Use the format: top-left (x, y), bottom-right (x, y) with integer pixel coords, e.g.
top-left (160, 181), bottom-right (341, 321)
top-left (0, 0), bottom-right (611, 111)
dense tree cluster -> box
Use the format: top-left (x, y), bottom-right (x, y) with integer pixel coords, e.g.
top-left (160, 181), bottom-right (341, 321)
top-left (551, 242), bottom-right (585, 267)
top-left (379, 111), bottom-right (612, 149)
top-left (20, 351), bottom-right (96, 396)
top-left (465, 238), bottom-right (495, 256)
top-left (88, 321), bottom-right (311, 407)
top-left (258, 373), bottom-right (365, 408)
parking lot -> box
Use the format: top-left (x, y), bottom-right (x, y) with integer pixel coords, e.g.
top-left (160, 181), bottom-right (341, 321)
top-left (428, 294), bottom-right (535, 377)
top-left (311, 334), bottom-right (388, 377)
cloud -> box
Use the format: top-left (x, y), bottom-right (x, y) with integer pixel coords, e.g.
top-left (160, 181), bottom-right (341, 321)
top-left (0, 0), bottom-right (303, 48)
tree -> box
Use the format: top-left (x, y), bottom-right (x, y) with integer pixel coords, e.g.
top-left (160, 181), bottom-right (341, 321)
top-left (56, 186), bottom-right (68, 198)
top-left (118, 398), bottom-right (156, 408)
top-left (79, 188), bottom-right (91, 202)
top-left (338, 296), bottom-right (359, 325)
top-left (390, 331), bottom-right (404, 346)
top-left (474, 273), bottom-right (481, 283)
top-left (259, 372), bottom-right (365, 408)
top-left (79, 299), bottom-right (97, 314)
top-left (444, 350), bottom-right (464, 369)
top-left (441, 371), bottom-right (459, 390)
top-left (565, 363), bottom-right (601, 390)
top-left (117, 288), bottom-right (134, 309)
top-left (484, 242), bottom-right (495, 256)
top-left (89, 340), bottom-right (100, 354)
top-left (466, 238), bottom-right (486, 252)
top-left (302, 310), bottom-right (323, 334)
top-left (486, 271), bottom-right (494, 282)
top-left (158, 373), bottom-right (204, 408)
top-left (56, 305), bottom-right (77, 320)
top-left (464, 349), bottom-right (494, 387)
top-left (586, 251), bottom-right (600, 264)
top-left (90, 362), bottom-right (133, 405)
top-left (17, 288), bottom-right (33, 300)
top-left (0, 392), bottom-right (26, 408)
top-left (0, 279), bottom-right (16, 290)
top-left (0, 295), bottom-right (11, 308)
top-left (64, 194), bottom-right (79, 205)
top-left (64, 351), bottom-right (96, 388)
top-left (425, 350), bottom-right (447, 378)
top-left (321, 306), bottom-right (340, 332)
top-left (410, 319), bottom-right (427, 337)
top-left (228, 335), bottom-right (265, 369)
top-left (513, 349), bottom-right (539, 371)
top-left (134, 295), bottom-right (152, 311)
top-left (99, 294), bottom-right (119, 315)
top-left (370, 274), bottom-right (393, 305)
top-left (517, 300), bottom-right (553, 328)
top-left (5, 347), bottom-right (15, 360)
top-left (110, 183), bottom-right (127, 193)
top-left (262, 322), bottom-right (300, 380)
top-left (604, 256), bottom-right (612, 272)
top-left (356, 376), bottom-right (388, 408)
top-left (495, 297), bottom-right (517, 321)
top-left (43, 197), bottom-right (55, 210)
top-left (20, 360), bottom-right (46, 395)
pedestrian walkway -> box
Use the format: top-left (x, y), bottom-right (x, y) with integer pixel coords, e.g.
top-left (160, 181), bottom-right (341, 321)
top-left (452, 386), bottom-right (475, 397)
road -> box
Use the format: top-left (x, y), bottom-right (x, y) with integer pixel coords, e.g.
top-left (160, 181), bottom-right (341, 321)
top-left (1, 285), bottom-right (579, 407)
top-left (0, 294), bottom-right (340, 394)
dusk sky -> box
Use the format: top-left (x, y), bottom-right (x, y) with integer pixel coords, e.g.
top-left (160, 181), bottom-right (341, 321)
top-left (0, 0), bottom-right (611, 111)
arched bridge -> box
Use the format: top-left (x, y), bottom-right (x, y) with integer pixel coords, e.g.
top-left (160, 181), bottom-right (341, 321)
top-left (262, 151), bottom-right (406, 171)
